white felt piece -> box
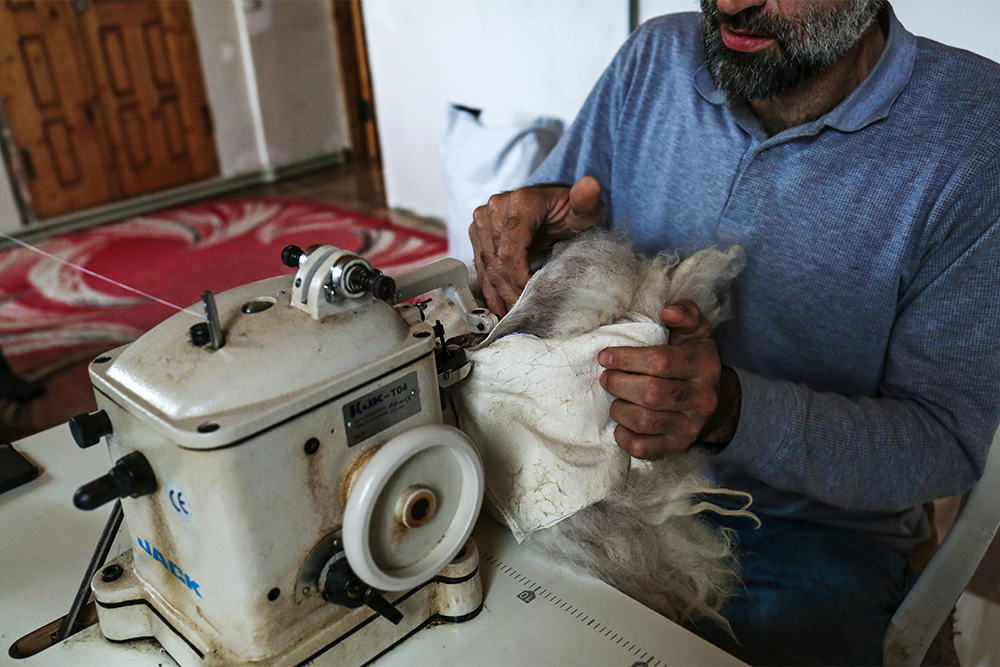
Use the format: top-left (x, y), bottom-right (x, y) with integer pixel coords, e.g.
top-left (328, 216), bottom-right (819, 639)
top-left (453, 319), bottom-right (666, 541)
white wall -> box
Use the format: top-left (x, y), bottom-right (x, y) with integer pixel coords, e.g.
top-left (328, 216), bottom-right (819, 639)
top-left (189, 0), bottom-right (264, 176)
top-left (247, 0), bottom-right (351, 168)
top-left (0, 170), bottom-right (21, 235)
top-left (191, 0), bottom-right (350, 176)
top-left (639, 0), bottom-right (698, 23)
top-left (891, 1), bottom-right (1000, 65)
top-left (363, 0), bottom-right (631, 220)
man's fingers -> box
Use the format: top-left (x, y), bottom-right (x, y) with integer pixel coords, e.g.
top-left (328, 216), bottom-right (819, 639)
top-left (470, 200), bottom-right (534, 314)
top-left (469, 218), bottom-right (506, 315)
top-left (613, 423), bottom-right (691, 459)
top-left (598, 345), bottom-right (697, 378)
top-left (473, 247), bottom-right (506, 317)
top-left (495, 230), bottom-right (533, 292)
top-left (598, 297), bottom-right (726, 459)
top-left (468, 179), bottom-right (606, 316)
top-left (609, 398), bottom-right (692, 435)
top-left (484, 229), bottom-right (530, 309)
top-left (662, 299), bottom-right (713, 343)
top-left (601, 371), bottom-right (693, 411)
top-left (567, 175), bottom-right (606, 226)
top-left (491, 276), bottom-right (524, 313)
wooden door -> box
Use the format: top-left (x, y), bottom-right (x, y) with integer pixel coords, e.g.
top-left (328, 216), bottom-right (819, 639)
top-left (0, 0), bottom-right (218, 220)
top-left (0, 1), bottom-right (118, 218)
top-left (78, 0), bottom-right (217, 198)
top-left (331, 0), bottom-right (381, 163)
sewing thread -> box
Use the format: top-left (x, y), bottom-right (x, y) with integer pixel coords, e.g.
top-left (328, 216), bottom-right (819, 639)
top-left (0, 230), bottom-right (202, 317)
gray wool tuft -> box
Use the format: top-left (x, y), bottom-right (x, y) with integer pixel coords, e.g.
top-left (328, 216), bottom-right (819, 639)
top-left (476, 230), bottom-right (754, 631)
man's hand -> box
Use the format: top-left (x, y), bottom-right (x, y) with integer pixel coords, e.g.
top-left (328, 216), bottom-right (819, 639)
top-left (470, 175), bottom-right (605, 316)
top-left (598, 299), bottom-right (742, 458)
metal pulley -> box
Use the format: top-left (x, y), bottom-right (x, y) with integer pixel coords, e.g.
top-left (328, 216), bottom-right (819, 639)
top-left (342, 424), bottom-right (483, 591)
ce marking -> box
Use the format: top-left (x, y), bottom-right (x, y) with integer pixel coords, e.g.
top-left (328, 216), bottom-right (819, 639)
top-left (166, 483), bottom-right (192, 522)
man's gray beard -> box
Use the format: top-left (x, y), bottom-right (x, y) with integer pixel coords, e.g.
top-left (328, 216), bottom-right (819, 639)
top-left (701, 0), bottom-right (884, 101)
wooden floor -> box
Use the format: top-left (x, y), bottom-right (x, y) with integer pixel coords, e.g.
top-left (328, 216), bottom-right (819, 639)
top-left (219, 160), bottom-right (446, 238)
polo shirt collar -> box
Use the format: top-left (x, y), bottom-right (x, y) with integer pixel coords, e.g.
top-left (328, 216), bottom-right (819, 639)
top-left (693, 4), bottom-right (917, 134)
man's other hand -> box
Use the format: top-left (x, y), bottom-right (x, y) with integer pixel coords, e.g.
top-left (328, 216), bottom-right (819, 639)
top-left (470, 175), bottom-right (605, 316)
top-left (598, 299), bottom-right (742, 458)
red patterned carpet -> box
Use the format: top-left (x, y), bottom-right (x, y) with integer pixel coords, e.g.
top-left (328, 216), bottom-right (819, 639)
top-left (0, 198), bottom-right (446, 441)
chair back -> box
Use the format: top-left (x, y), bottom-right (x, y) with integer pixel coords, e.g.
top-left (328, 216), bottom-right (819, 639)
top-left (884, 428), bottom-right (1000, 665)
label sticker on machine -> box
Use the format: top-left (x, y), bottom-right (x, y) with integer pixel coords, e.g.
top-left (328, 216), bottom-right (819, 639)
top-left (343, 372), bottom-right (421, 446)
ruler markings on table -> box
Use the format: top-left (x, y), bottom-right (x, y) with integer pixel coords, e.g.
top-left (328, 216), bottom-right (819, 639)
top-left (480, 549), bottom-right (661, 666)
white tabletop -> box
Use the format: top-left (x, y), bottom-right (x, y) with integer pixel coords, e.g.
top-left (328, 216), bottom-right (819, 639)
top-left (0, 425), bottom-right (742, 667)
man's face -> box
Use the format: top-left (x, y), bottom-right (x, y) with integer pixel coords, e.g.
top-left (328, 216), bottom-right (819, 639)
top-left (701, 0), bottom-right (884, 100)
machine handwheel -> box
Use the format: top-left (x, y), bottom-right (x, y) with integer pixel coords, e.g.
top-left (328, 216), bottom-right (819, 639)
top-left (343, 424), bottom-right (484, 591)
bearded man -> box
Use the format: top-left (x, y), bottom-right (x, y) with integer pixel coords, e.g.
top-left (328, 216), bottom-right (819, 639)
top-left (469, 0), bottom-right (1000, 664)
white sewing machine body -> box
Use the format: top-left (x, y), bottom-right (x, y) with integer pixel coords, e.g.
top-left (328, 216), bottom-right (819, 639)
top-left (69, 246), bottom-right (494, 666)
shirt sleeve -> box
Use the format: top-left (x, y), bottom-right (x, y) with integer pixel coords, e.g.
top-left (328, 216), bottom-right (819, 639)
top-left (717, 151), bottom-right (1000, 513)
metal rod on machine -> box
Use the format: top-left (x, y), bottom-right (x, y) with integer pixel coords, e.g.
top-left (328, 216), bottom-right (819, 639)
top-left (202, 290), bottom-right (225, 350)
top-left (57, 499), bottom-right (124, 642)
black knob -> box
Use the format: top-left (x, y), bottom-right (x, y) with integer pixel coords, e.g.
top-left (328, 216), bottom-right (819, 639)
top-left (73, 474), bottom-right (120, 510)
top-left (189, 322), bottom-right (210, 347)
top-left (369, 273), bottom-right (396, 302)
top-left (74, 451), bottom-right (157, 510)
top-left (69, 410), bottom-right (113, 449)
top-left (282, 245), bottom-right (304, 268)
top-left (321, 554), bottom-right (403, 624)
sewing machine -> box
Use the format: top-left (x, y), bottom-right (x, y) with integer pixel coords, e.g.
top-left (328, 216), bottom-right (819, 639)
top-left (61, 245), bottom-right (496, 666)
top-left (0, 245), bottom-right (743, 666)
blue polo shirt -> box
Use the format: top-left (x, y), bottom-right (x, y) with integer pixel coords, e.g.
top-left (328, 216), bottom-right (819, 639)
top-left (529, 7), bottom-right (1000, 550)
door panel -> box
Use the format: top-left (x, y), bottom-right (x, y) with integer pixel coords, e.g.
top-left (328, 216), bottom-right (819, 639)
top-left (331, 0), bottom-right (381, 163)
top-left (154, 0), bottom-right (216, 179)
top-left (79, 0), bottom-right (217, 198)
top-left (0, 0), bottom-right (118, 218)
top-left (20, 35), bottom-right (60, 105)
top-left (98, 25), bottom-right (134, 95)
top-left (43, 118), bottom-right (83, 184)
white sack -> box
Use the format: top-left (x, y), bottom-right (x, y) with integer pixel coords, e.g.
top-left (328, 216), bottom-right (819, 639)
top-left (442, 105), bottom-right (563, 266)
